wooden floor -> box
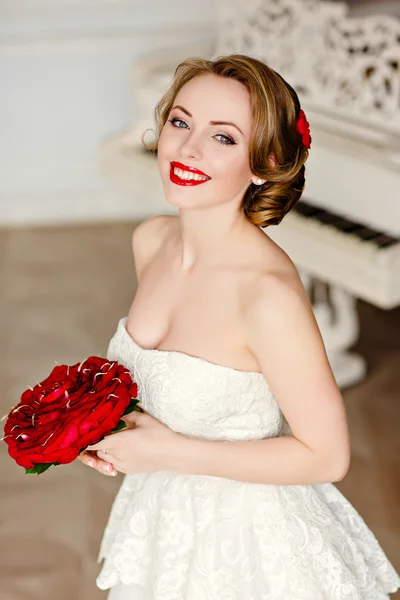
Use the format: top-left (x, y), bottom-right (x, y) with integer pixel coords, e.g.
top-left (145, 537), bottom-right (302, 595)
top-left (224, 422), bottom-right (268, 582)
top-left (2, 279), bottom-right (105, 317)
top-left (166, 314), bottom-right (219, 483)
top-left (1, 221), bottom-right (399, 599)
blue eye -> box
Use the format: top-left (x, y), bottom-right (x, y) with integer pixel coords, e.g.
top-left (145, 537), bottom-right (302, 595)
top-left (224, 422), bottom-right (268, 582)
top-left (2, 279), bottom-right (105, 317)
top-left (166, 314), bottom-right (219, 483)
top-left (167, 118), bottom-right (236, 146)
top-left (168, 118), bottom-right (188, 129)
top-left (215, 134), bottom-right (235, 146)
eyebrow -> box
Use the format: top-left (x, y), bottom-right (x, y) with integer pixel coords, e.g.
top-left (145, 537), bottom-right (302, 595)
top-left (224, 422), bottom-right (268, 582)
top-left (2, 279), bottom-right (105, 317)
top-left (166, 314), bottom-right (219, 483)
top-left (171, 105), bottom-right (244, 136)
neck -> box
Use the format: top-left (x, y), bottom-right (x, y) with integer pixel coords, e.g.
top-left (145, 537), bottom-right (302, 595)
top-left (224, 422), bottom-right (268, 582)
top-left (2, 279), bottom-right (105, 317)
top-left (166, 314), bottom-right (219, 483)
top-left (175, 205), bottom-right (252, 271)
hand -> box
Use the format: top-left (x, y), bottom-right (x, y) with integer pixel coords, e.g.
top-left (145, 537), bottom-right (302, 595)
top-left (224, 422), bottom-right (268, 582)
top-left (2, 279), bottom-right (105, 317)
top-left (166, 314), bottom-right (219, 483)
top-left (85, 404), bottom-right (181, 475)
top-left (78, 449), bottom-right (117, 477)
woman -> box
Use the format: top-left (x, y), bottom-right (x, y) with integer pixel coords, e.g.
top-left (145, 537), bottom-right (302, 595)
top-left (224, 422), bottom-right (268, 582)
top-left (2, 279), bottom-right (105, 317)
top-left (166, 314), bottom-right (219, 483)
top-left (79, 54), bottom-right (400, 599)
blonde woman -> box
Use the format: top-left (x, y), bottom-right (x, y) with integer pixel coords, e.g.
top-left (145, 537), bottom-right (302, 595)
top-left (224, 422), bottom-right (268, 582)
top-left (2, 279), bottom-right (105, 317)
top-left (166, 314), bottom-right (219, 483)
top-left (80, 54), bottom-right (400, 599)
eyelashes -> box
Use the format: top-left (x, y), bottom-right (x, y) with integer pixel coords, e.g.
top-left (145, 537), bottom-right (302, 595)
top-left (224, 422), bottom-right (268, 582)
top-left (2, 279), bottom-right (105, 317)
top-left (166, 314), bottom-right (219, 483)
top-left (167, 118), bottom-right (236, 146)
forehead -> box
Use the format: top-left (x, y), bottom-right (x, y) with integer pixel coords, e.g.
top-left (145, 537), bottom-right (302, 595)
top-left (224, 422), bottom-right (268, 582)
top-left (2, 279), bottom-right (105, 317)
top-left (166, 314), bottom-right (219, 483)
top-left (174, 73), bottom-right (252, 128)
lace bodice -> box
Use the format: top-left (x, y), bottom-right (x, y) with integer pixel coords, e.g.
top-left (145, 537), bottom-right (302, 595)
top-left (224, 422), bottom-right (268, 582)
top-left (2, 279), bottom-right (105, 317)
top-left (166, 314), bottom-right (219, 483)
top-left (107, 316), bottom-right (283, 442)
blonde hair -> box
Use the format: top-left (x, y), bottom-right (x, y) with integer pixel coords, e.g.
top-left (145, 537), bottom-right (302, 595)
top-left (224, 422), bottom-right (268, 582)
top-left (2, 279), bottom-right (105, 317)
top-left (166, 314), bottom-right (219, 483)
top-left (142, 54), bottom-right (309, 228)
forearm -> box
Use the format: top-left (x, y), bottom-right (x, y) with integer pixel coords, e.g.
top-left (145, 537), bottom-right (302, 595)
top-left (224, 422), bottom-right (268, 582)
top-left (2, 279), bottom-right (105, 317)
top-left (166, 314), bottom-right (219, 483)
top-left (169, 434), bottom-right (348, 485)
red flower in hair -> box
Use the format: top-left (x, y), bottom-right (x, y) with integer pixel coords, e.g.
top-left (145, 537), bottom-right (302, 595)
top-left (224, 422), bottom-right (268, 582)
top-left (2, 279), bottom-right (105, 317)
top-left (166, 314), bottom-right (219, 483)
top-left (296, 109), bottom-right (311, 149)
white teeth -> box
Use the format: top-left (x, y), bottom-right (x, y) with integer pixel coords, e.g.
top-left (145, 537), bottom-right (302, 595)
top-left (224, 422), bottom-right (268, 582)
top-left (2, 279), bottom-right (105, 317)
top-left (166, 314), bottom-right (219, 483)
top-left (173, 167), bottom-right (208, 181)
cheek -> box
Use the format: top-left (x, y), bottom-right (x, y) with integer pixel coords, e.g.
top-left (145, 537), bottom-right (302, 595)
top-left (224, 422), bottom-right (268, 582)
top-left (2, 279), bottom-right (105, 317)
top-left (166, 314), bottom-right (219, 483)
top-left (157, 126), bottom-right (175, 157)
top-left (157, 128), bottom-right (178, 164)
top-left (213, 152), bottom-right (251, 186)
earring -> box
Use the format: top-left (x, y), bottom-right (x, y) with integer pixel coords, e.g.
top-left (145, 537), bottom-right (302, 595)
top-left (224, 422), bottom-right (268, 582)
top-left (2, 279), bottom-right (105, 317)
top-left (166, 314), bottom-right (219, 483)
top-left (255, 178), bottom-right (263, 185)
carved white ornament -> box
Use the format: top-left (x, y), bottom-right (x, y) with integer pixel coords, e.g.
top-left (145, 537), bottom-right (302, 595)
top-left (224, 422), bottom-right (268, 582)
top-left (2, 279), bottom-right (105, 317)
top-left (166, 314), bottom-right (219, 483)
top-left (215, 0), bottom-right (400, 130)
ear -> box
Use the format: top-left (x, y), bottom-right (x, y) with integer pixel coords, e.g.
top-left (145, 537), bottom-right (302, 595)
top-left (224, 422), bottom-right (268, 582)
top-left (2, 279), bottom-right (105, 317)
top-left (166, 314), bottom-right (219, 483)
top-left (268, 153), bottom-right (277, 169)
top-left (251, 152), bottom-right (277, 186)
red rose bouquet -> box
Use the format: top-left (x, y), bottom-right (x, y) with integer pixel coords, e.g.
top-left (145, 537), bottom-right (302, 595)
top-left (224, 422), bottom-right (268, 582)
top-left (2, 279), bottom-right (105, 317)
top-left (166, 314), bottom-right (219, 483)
top-left (2, 356), bottom-right (140, 474)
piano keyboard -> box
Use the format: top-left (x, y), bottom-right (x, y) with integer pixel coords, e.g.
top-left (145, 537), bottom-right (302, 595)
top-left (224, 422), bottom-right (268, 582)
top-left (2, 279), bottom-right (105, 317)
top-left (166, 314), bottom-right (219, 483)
top-left (265, 199), bottom-right (400, 309)
top-left (293, 200), bottom-right (399, 250)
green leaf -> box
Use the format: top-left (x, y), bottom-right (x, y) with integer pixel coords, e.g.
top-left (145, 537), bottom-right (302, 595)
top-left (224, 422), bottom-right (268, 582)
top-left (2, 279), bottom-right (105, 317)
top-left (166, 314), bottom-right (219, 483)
top-left (25, 462), bottom-right (59, 475)
top-left (111, 420), bottom-right (128, 433)
top-left (123, 398), bottom-right (141, 416)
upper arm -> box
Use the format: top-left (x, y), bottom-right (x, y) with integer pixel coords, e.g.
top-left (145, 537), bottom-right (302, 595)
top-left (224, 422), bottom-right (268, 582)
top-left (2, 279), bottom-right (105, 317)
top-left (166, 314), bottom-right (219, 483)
top-left (245, 273), bottom-right (351, 475)
top-left (131, 215), bottom-right (174, 283)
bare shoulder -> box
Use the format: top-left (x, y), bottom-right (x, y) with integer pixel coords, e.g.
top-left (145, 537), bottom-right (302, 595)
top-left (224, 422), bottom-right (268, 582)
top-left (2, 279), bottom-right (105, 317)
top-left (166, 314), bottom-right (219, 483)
top-left (238, 229), bottom-right (319, 356)
top-left (248, 265), bottom-right (310, 318)
top-left (132, 214), bottom-right (178, 282)
top-left (243, 236), bottom-right (316, 341)
top-left (240, 228), bottom-right (307, 308)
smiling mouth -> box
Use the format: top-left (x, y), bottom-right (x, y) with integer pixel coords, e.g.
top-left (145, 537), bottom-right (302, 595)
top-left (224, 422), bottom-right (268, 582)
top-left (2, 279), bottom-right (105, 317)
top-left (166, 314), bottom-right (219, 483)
top-left (170, 162), bottom-right (211, 186)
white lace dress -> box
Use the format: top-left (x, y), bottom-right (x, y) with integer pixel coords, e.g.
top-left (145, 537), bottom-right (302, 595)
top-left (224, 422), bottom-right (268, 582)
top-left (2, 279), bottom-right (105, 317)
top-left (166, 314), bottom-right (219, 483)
top-left (97, 317), bottom-right (400, 600)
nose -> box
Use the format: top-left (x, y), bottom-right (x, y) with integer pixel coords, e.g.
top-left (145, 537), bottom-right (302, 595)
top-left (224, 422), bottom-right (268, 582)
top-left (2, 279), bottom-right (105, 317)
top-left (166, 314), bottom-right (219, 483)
top-left (180, 132), bottom-right (203, 161)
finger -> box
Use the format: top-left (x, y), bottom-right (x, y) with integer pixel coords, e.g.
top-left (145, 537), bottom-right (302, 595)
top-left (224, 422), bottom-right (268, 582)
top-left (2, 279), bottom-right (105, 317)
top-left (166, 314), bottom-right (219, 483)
top-left (120, 415), bottom-right (135, 427)
top-left (90, 458), bottom-right (117, 476)
top-left (96, 449), bottom-right (114, 462)
top-left (86, 436), bottom-right (113, 452)
top-left (79, 450), bottom-right (104, 468)
top-left (85, 441), bottom-right (104, 451)
top-left (121, 410), bottom-right (144, 426)
top-left (79, 451), bottom-right (117, 476)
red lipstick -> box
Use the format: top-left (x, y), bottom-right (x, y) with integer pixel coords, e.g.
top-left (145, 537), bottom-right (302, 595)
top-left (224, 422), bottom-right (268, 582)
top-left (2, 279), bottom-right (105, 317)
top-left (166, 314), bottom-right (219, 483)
top-left (170, 161), bottom-right (211, 186)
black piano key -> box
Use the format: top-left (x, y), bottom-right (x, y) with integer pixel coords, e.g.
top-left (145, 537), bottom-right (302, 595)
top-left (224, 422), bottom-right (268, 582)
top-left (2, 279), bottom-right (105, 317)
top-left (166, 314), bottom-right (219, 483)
top-left (327, 216), bottom-right (361, 232)
top-left (337, 223), bottom-right (363, 233)
top-left (353, 227), bottom-right (382, 241)
top-left (314, 211), bottom-right (334, 225)
top-left (371, 234), bottom-right (399, 248)
top-left (293, 203), bottom-right (321, 218)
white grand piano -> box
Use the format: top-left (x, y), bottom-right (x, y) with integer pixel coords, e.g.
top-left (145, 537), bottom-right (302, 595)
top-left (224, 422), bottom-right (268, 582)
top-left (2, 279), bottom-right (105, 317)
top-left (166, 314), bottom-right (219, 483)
top-left (100, 0), bottom-right (400, 389)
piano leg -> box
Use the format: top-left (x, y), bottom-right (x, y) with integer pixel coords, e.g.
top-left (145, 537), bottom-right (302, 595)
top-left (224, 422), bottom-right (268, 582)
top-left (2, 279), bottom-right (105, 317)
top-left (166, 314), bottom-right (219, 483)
top-left (300, 272), bottom-right (367, 389)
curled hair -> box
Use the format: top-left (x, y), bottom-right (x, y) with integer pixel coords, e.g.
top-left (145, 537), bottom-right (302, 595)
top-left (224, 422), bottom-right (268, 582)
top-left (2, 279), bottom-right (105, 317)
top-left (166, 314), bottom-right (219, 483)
top-left (142, 54), bottom-right (309, 228)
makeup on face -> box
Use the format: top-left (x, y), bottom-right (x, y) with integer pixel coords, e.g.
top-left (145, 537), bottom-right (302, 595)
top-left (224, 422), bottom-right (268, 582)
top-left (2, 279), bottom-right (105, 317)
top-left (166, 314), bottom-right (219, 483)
top-left (166, 107), bottom-right (239, 187)
top-left (170, 161), bottom-right (211, 186)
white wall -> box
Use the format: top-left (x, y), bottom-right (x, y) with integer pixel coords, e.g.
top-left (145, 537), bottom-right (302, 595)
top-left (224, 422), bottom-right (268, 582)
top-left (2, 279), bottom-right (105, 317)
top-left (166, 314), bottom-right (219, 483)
top-left (0, 0), bottom-right (215, 227)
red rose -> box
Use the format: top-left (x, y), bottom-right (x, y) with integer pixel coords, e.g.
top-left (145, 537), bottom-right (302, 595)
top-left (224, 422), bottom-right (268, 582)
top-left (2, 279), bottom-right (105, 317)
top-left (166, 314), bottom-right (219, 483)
top-left (3, 356), bottom-right (139, 474)
top-left (296, 109), bottom-right (312, 149)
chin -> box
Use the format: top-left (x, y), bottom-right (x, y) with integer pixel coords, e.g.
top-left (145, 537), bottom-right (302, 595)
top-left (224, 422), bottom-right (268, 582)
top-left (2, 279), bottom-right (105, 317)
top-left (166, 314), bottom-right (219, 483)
top-left (163, 193), bottom-right (202, 210)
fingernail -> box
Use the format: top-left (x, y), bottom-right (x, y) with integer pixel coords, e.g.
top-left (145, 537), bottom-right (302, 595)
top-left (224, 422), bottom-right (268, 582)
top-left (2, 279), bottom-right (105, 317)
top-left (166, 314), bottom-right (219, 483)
top-left (111, 471), bottom-right (117, 476)
top-left (87, 460), bottom-right (94, 467)
top-left (104, 464), bottom-right (111, 472)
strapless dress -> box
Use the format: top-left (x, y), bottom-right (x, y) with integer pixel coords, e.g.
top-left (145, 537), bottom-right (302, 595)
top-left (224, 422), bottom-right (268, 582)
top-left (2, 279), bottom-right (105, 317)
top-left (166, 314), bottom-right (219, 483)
top-left (96, 317), bottom-right (400, 600)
